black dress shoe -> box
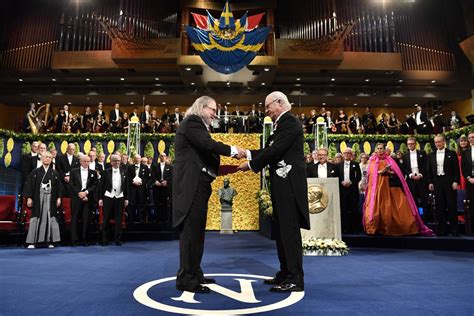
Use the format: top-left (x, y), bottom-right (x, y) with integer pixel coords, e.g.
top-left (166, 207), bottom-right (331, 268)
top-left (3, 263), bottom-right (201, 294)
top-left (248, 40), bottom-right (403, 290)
top-left (82, 242), bottom-right (89, 247)
top-left (270, 283), bottom-right (304, 293)
top-left (201, 278), bottom-right (216, 284)
top-left (263, 278), bottom-right (283, 285)
top-left (115, 241), bottom-right (123, 246)
top-left (71, 242), bottom-right (77, 247)
top-left (176, 285), bottom-right (210, 293)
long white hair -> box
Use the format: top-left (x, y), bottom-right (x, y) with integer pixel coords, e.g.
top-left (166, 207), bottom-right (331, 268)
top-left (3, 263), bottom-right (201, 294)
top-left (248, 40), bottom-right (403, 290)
top-left (185, 96), bottom-right (215, 118)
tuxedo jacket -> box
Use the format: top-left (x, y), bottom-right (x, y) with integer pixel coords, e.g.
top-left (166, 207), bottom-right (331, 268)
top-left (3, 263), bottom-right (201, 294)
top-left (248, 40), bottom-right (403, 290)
top-left (172, 115), bottom-right (231, 228)
top-left (98, 168), bottom-right (128, 200)
top-left (461, 148), bottom-right (474, 181)
top-left (69, 167), bottom-right (98, 202)
top-left (21, 153), bottom-right (40, 180)
top-left (306, 162), bottom-right (338, 178)
top-left (140, 111), bottom-right (151, 124)
top-left (402, 150), bottom-right (430, 179)
top-left (427, 148), bottom-right (460, 184)
top-left (127, 164), bottom-right (151, 190)
top-left (337, 161), bottom-right (362, 191)
top-left (56, 154), bottom-right (80, 179)
top-left (249, 111), bottom-right (310, 229)
top-left (92, 109), bottom-right (106, 121)
top-left (151, 162), bottom-right (173, 183)
top-left (109, 109), bottom-right (123, 123)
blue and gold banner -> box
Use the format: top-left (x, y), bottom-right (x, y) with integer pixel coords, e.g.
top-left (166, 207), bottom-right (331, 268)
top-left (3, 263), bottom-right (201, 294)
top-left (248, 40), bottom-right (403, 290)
top-left (186, 1), bottom-right (270, 74)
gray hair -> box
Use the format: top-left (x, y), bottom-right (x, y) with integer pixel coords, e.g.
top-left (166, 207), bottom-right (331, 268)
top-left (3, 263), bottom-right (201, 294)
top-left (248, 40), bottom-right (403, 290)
top-left (266, 91), bottom-right (291, 111)
top-left (185, 96), bottom-right (216, 118)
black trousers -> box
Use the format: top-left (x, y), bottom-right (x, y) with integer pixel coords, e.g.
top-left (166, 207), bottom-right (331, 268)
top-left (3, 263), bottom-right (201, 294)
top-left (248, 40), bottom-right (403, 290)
top-left (272, 192), bottom-right (304, 287)
top-left (340, 186), bottom-right (361, 234)
top-left (407, 177), bottom-right (430, 219)
top-left (176, 173), bottom-right (213, 289)
top-left (127, 187), bottom-right (147, 223)
top-left (71, 198), bottom-right (91, 242)
top-left (433, 176), bottom-right (458, 235)
top-left (102, 197), bottom-right (124, 243)
top-left (153, 187), bottom-right (170, 222)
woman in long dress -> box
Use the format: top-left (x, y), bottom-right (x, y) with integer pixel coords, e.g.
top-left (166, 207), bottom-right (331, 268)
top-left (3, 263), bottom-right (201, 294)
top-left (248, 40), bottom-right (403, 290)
top-left (23, 151), bottom-right (62, 248)
top-left (363, 143), bottom-right (433, 236)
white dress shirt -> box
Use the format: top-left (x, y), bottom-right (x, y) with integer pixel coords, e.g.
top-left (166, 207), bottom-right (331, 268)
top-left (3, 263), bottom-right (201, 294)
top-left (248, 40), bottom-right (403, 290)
top-left (80, 167), bottom-right (88, 191)
top-left (436, 149), bottom-right (445, 176)
top-left (115, 109), bottom-right (119, 121)
top-left (89, 161), bottom-right (96, 170)
top-left (104, 168), bottom-right (124, 198)
top-left (318, 163), bottom-right (328, 178)
top-left (344, 161), bottom-right (351, 182)
top-left (160, 162), bottom-right (166, 181)
top-left (415, 111), bottom-right (422, 125)
top-left (409, 150), bottom-right (420, 176)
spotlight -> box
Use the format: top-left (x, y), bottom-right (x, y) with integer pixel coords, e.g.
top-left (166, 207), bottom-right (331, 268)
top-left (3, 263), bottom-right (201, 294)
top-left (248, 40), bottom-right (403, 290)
top-left (261, 82), bottom-right (266, 86)
top-left (190, 82), bottom-right (195, 85)
top-left (296, 78), bottom-right (301, 81)
top-left (431, 80), bottom-right (436, 83)
top-left (365, 79), bottom-right (370, 82)
top-left (331, 78), bottom-right (335, 82)
top-left (155, 77), bottom-right (159, 81)
top-left (162, 102), bottom-right (166, 105)
top-left (18, 78), bottom-right (23, 82)
top-left (264, 68), bottom-right (270, 72)
top-left (52, 78), bottom-right (56, 82)
top-left (398, 79), bottom-right (404, 83)
top-left (85, 78), bottom-right (90, 81)
top-left (185, 67), bottom-right (191, 71)
top-left (120, 78), bottom-right (125, 81)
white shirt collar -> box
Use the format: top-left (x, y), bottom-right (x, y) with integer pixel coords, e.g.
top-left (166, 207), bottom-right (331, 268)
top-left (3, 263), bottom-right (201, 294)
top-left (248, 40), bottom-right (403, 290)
top-left (81, 167), bottom-right (88, 172)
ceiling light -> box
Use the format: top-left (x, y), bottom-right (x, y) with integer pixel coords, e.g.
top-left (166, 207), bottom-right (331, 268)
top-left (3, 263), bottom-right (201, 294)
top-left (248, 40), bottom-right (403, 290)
top-left (18, 78), bottom-right (23, 82)
top-left (120, 78), bottom-right (125, 81)
top-left (162, 101), bottom-right (166, 105)
top-left (384, 103), bottom-right (388, 106)
top-left (365, 79), bottom-right (370, 82)
top-left (258, 102), bottom-right (262, 105)
top-left (52, 78), bottom-right (56, 82)
top-left (322, 102), bottom-right (326, 106)
top-left (353, 103), bottom-right (358, 106)
top-left (130, 102), bottom-right (134, 105)
top-left (155, 77), bottom-right (159, 81)
top-left (185, 67), bottom-right (192, 71)
top-left (296, 78), bottom-right (301, 81)
top-left (398, 79), bottom-right (403, 83)
top-left (264, 68), bottom-right (270, 72)
top-left (190, 82), bottom-right (195, 85)
top-left (85, 78), bottom-right (90, 81)
top-left (431, 80), bottom-right (436, 83)
top-left (226, 102), bottom-right (231, 105)
top-left (67, 102), bottom-right (71, 105)
top-left (261, 82), bottom-right (266, 86)
top-left (331, 78), bottom-right (335, 81)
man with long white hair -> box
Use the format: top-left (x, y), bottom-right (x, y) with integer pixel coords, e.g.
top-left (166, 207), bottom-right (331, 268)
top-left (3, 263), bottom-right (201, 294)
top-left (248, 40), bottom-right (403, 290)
top-left (238, 91), bottom-right (310, 292)
top-left (173, 96), bottom-right (245, 293)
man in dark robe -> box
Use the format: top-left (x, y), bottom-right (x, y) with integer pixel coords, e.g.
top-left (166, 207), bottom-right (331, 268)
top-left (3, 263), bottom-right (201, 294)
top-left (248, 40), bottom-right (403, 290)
top-left (24, 151), bottom-right (62, 248)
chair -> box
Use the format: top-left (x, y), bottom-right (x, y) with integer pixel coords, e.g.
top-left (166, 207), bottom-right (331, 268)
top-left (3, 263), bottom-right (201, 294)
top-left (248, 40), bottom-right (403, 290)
top-left (0, 196), bottom-right (19, 242)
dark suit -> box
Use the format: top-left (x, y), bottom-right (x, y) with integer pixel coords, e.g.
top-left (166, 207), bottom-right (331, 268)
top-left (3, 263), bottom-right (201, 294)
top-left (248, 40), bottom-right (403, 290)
top-left (109, 109), bottom-right (123, 132)
top-left (169, 113), bottom-right (183, 132)
top-left (461, 147), bottom-right (474, 233)
top-left (337, 160), bottom-right (362, 233)
top-left (99, 168), bottom-right (128, 244)
top-left (172, 114), bottom-right (232, 290)
top-left (306, 162), bottom-right (338, 178)
top-left (92, 109), bottom-right (106, 121)
top-left (428, 148), bottom-right (460, 235)
top-left (249, 111), bottom-right (309, 288)
top-left (151, 162), bottom-right (173, 222)
top-left (140, 111), bottom-right (152, 132)
top-left (56, 154), bottom-right (80, 197)
top-left (415, 111), bottom-right (430, 134)
top-left (69, 167), bottom-right (98, 243)
top-left (127, 164), bottom-right (151, 223)
top-left (403, 150), bottom-right (431, 219)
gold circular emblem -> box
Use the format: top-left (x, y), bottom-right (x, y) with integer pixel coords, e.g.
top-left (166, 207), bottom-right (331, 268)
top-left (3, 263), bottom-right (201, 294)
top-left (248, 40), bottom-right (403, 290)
top-left (307, 184), bottom-right (329, 214)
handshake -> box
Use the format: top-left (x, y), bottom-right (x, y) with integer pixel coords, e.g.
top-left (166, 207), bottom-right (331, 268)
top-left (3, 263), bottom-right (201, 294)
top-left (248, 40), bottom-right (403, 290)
top-left (232, 146), bottom-right (252, 172)
top-left (232, 146), bottom-right (248, 159)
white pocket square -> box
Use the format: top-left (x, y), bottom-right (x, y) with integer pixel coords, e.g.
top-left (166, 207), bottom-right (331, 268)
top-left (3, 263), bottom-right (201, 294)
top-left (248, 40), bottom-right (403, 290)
top-left (276, 160), bottom-right (292, 178)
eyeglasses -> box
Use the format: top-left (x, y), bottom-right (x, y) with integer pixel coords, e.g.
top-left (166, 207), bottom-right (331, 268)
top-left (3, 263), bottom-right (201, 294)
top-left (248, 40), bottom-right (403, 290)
top-left (206, 106), bottom-right (217, 113)
top-left (265, 99), bottom-right (280, 108)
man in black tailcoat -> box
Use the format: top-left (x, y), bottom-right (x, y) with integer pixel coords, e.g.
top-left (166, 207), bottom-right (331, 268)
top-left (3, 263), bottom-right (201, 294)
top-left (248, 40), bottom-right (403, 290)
top-left (238, 91), bottom-right (310, 293)
top-left (173, 96), bottom-right (245, 293)
top-left (337, 148), bottom-right (362, 234)
top-left (402, 136), bottom-right (431, 220)
top-left (69, 155), bottom-right (98, 246)
top-left (428, 134), bottom-right (459, 236)
top-left (461, 131), bottom-right (474, 234)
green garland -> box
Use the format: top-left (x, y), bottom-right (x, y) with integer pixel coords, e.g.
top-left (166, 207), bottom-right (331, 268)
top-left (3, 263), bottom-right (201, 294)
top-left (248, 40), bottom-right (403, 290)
top-left (0, 138), bottom-right (4, 159)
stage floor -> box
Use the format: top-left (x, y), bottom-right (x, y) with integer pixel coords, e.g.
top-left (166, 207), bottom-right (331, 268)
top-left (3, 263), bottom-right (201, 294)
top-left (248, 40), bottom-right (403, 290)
top-left (1, 232), bottom-right (473, 315)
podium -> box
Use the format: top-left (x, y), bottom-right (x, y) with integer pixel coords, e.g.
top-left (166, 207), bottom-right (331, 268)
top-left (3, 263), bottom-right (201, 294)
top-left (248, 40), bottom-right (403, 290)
top-left (301, 178), bottom-right (342, 240)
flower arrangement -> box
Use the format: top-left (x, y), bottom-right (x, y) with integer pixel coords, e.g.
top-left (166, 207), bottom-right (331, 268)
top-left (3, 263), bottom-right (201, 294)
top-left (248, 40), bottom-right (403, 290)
top-left (302, 237), bottom-right (349, 256)
top-left (256, 189), bottom-right (273, 217)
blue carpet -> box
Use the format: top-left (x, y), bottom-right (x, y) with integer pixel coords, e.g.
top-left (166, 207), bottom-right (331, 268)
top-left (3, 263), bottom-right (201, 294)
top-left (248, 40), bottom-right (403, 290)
top-left (1, 232), bottom-right (473, 315)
